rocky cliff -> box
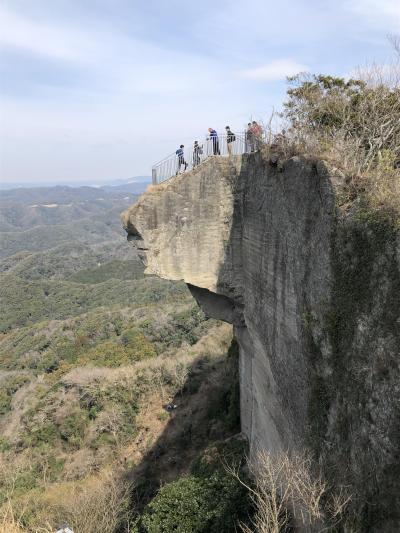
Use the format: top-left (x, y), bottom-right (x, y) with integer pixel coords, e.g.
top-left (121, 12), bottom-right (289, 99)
top-left (122, 152), bottom-right (400, 531)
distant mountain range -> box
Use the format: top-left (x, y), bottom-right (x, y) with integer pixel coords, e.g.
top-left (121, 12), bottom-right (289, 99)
top-left (0, 175), bottom-right (151, 193)
top-left (99, 180), bottom-right (151, 194)
top-left (0, 183), bottom-right (141, 235)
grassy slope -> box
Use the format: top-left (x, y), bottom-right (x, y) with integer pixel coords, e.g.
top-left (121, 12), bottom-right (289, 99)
top-left (0, 322), bottom-right (236, 532)
top-left (0, 273), bottom-right (187, 332)
top-left (0, 186), bottom-right (242, 532)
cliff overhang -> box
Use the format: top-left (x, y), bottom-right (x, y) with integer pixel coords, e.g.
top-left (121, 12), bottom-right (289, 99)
top-left (122, 152), bottom-right (400, 530)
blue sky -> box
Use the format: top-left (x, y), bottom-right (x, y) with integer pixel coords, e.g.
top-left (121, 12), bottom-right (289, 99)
top-left (0, 0), bottom-right (399, 183)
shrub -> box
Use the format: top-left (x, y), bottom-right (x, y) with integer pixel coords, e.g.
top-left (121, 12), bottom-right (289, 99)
top-left (120, 327), bottom-right (157, 360)
top-left (280, 66), bottom-right (400, 214)
top-left (141, 473), bottom-right (249, 533)
top-left (58, 410), bottom-right (89, 450)
top-left (75, 332), bottom-right (156, 368)
top-left (139, 306), bottom-right (211, 352)
top-left (55, 472), bottom-right (134, 533)
top-left (0, 438), bottom-right (10, 453)
top-left (141, 438), bottom-right (251, 533)
top-left (21, 422), bottom-right (58, 448)
top-left (283, 72), bottom-right (400, 173)
top-left (141, 476), bottom-right (212, 532)
top-left (0, 375), bottom-right (30, 415)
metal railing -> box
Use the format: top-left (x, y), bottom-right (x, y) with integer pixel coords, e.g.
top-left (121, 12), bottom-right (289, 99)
top-left (152, 132), bottom-right (262, 184)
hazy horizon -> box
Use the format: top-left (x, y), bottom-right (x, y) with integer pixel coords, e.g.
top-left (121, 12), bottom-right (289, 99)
top-left (1, 0), bottom-right (399, 184)
top-left (0, 174), bottom-right (151, 191)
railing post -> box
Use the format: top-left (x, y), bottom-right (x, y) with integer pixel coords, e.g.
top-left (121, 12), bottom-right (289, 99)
top-left (152, 168), bottom-right (157, 185)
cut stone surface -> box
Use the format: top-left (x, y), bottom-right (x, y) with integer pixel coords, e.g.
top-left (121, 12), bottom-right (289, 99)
top-left (122, 152), bottom-right (400, 530)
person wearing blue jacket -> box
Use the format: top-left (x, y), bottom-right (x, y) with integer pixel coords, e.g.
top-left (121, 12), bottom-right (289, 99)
top-left (176, 144), bottom-right (187, 175)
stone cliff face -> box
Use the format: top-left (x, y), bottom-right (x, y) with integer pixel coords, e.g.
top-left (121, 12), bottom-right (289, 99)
top-left (122, 152), bottom-right (400, 531)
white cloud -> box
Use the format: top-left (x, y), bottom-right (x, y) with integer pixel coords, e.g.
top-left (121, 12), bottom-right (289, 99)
top-left (1, 0), bottom-right (396, 183)
top-left (347, 0), bottom-right (400, 30)
top-left (238, 59), bottom-right (309, 81)
top-left (0, 3), bottom-right (227, 96)
top-left (0, 4), bottom-right (96, 62)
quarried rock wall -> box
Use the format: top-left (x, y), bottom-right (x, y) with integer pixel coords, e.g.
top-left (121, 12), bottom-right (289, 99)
top-left (122, 152), bottom-right (400, 531)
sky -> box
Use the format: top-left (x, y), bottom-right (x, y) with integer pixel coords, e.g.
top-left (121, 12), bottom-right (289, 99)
top-left (0, 0), bottom-right (399, 184)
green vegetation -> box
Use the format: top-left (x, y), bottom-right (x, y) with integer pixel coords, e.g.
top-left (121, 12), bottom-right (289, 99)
top-left (0, 241), bottom-right (143, 280)
top-left (68, 259), bottom-right (144, 283)
top-left (0, 322), bottom-right (236, 531)
top-left (140, 306), bottom-right (214, 353)
top-left (0, 216), bottom-right (124, 259)
top-left (18, 376), bottom-right (140, 453)
top-left (0, 185), bottom-right (243, 532)
top-left (0, 304), bottom-right (214, 373)
top-left (0, 374), bottom-right (31, 415)
top-left (284, 73), bottom-right (400, 172)
top-left (281, 69), bottom-right (400, 215)
top-left (140, 439), bottom-right (251, 533)
top-left (0, 273), bottom-right (188, 332)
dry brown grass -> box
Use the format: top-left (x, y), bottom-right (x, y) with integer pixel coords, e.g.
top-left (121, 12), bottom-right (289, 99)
top-left (0, 501), bottom-right (32, 533)
top-left (308, 135), bottom-right (400, 214)
top-left (45, 470), bottom-right (132, 533)
top-left (62, 322), bottom-right (231, 391)
top-left (269, 129), bottom-right (400, 216)
top-left (0, 470), bottom-right (132, 533)
top-left (0, 323), bottom-right (233, 531)
top-left (146, 182), bottom-right (168, 193)
top-left (363, 167), bottom-right (400, 214)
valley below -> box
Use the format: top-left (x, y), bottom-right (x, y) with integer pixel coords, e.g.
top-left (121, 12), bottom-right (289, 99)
top-left (0, 185), bottom-right (245, 532)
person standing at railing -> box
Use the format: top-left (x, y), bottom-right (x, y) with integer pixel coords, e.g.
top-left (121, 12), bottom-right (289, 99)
top-left (208, 128), bottom-right (220, 155)
top-left (251, 121), bottom-right (263, 151)
top-left (193, 141), bottom-right (203, 167)
top-left (225, 126), bottom-right (236, 155)
top-left (176, 144), bottom-right (187, 175)
top-left (246, 123), bottom-right (254, 153)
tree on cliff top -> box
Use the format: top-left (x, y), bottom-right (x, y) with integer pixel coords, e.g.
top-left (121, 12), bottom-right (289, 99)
top-left (283, 71), bottom-right (400, 173)
top-left (279, 52), bottom-right (400, 214)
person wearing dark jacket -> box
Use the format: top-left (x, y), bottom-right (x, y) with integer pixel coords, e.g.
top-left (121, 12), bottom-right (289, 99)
top-left (208, 128), bottom-right (220, 155)
top-left (176, 144), bottom-right (187, 174)
top-left (225, 126), bottom-right (236, 155)
top-left (193, 141), bottom-right (203, 167)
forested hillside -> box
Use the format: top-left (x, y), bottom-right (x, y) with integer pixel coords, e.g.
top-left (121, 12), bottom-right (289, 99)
top-left (0, 186), bottom-right (243, 532)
